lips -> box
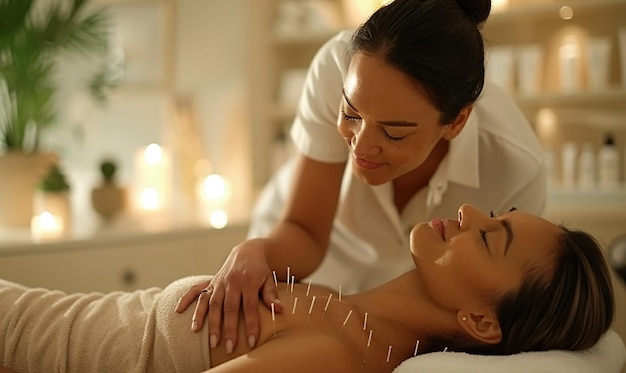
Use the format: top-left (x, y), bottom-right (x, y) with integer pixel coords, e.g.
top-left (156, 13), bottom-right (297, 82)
top-left (429, 218), bottom-right (445, 241)
top-left (353, 155), bottom-right (384, 170)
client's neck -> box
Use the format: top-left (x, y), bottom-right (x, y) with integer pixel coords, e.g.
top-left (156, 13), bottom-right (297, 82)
top-left (345, 269), bottom-right (457, 356)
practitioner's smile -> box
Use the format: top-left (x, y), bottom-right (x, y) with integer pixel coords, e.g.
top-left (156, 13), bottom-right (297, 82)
top-left (353, 154), bottom-right (384, 170)
top-left (337, 53), bottom-right (463, 186)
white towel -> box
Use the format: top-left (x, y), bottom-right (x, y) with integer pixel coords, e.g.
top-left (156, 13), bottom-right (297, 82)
top-left (393, 330), bottom-right (625, 373)
top-left (0, 276), bottom-right (212, 373)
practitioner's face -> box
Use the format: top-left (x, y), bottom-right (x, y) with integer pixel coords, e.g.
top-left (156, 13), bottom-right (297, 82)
top-left (409, 204), bottom-right (562, 310)
top-left (337, 53), bottom-right (468, 186)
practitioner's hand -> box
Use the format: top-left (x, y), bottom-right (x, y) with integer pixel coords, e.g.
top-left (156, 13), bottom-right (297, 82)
top-left (175, 278), bottom-right (211, 323)
top-left (176, 238), bottom-right (284, 353)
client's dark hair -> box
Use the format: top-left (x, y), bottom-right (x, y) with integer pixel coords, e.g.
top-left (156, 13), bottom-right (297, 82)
top-left (493, 227), bottom-right (615, 354)
top-left (429, 227), bottom-right (615, 355)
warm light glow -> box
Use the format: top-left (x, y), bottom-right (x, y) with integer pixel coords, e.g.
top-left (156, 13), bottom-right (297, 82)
top-left (40, 212), bottom-right (58, 230)
top-left (140, 188), bottom-right (160, 210)
top-left (491, 0), bottom-right (509, 13)
top-left (134, 144), bottom-right (172, 212)
top-left (209, 209), bottom-right (228, 229)
top-left (535, 108), bottom-right (559, 146)
top-left (31, 211), bottom-right (65, 241)
top-left (343, 0), bottom-right (387, 27)
top-left (144, 143), bottom-right (163, 165)
top-left (194, 159), bottom-right (213, 178)
top-left (202, 174), bottom-right (226, 200)
top-left (559, 6), bottom-right (574, 20)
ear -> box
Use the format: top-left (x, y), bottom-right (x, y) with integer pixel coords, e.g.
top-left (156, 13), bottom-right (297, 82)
top-left (443, 105), bottom-right (473, 141)
top-left (457, 308), bottom-right (502, 345)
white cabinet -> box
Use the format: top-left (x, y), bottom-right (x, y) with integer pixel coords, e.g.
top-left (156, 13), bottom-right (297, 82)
top-left (0, 225), bottom-right (247, 293)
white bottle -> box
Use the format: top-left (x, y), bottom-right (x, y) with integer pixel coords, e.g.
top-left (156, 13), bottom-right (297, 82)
top-left (544, 149), bottom-right (558, 189)
top-left (561, 142), bottom-right (577, 190)
top-left (559, 36), bottom-right (581, 93)
top-left (598, 133), bottom-right (620, 189)
top-left (577, 143), bottom-right (596, 190)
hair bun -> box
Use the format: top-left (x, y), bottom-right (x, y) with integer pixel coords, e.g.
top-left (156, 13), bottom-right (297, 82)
top-left (454, 0), bottom-right (491, 25)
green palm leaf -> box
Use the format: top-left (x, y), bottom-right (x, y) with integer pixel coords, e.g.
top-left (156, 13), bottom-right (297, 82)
top-left (0, 0), bottom-right (110, 152)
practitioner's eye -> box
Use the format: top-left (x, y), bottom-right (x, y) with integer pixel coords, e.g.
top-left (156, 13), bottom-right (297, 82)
top-left (341, 108), bottom-right (361, 122)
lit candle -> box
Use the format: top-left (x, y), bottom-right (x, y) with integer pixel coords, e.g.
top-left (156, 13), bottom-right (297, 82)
top-left (134, 143), bottom-right (172, 211)
top-left (31, 211), bottom-right (65, 241)
top-left (196, 173), bottom-right (231, 228)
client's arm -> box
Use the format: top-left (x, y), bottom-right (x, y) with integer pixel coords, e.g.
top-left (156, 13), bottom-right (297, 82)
top-left (206, 331), bottom-right (360, 373)
top-left (0, 366), bottom-right (17, 373)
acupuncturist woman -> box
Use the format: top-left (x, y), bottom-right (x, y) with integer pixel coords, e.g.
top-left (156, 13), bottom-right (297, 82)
top-left (177, 0), bottom-right (547, 353)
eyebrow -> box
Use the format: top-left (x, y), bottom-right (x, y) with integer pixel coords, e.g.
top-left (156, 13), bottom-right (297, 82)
top-left (342, 90), bottom-right (419, 128)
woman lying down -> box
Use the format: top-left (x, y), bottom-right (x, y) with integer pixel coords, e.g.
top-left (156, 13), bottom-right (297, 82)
top-left (0, 205), bottom-right (615, 373)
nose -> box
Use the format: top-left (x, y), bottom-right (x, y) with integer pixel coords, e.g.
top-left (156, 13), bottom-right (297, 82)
top-left (338, 119), bottom-right (380, 157)
top-left (457, 204), bottom-right (487, 229)
top-left (352, 125), bottom-right (381, 157)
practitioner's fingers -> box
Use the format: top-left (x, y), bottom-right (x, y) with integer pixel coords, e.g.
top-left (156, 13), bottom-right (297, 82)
top-left (220, 282), bottom-right (243, 354)
top-left (243, 277), bottom-right (284, 349)
top-left (191, 288), bottom-right (212, 332)
top-left (240, 288), bottom-right (260, 349)
top-left (175, 280), bottom-right (211, 313)
top-left (260, 276), bottom-right (284, 314)
top-left (207, 284), bottom-right (226, 349)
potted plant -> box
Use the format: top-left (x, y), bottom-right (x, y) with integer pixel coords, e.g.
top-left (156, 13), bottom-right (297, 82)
top-left (91, 159), bottom-right (126, 220)
top-left (0, 0), bottom-right (111, 227)
top-left (33, 164), bottom-right (72, 234)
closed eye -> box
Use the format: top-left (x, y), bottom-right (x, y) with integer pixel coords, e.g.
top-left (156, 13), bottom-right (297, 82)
top-left (480, 229), bottom-right (491, 255)
top-left (383, 129), bottom-right (407, 141)
top-left (341, 109), bottom-right (360, 122)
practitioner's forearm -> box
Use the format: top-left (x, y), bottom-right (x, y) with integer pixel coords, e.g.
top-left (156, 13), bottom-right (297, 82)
top-left (264, 221), bottom-right (328, 281)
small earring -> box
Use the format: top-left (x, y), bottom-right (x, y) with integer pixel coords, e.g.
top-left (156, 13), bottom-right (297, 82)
top-left (461, 316), bottom-right (467, 322)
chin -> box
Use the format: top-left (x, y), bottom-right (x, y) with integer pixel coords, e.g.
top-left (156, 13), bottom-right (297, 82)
top-left (353, 166), bottom-right (392, 186)
top-left (410, 223), bottom-right (437, 257)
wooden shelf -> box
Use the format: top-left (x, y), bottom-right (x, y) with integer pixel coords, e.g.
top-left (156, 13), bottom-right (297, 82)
top-left (513, 88), bottom-right (626, 110)
top-left (489, 0), bottom-right (626, 23)
top-left (271, 30), bottom-right (343, 47)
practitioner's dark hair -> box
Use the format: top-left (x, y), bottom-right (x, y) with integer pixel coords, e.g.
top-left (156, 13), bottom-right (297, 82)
top-left (348, 0), bottom-right (491, 124)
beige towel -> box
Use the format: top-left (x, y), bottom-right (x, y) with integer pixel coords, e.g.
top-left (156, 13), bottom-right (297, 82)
top-left (0, 275), bottom-right (213, 373)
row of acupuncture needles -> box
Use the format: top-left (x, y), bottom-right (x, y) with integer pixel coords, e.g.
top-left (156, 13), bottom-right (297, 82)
top-left (269, 267), bottom-right (443, 365)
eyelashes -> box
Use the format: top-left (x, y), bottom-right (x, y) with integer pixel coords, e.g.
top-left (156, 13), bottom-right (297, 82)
top-left (341, 108), bottom-right (360, 122)
top-left (340, 108), bottom-right (407, 142)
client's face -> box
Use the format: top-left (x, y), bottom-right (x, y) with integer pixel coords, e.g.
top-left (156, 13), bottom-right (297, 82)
top-left (409, 204), bottom-right (561, 310)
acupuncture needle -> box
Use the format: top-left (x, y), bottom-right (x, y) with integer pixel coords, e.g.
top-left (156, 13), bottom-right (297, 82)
top-left (362, 329), bottom-right (373, 364)
top-left (305, 296), bottom-right (316, 327)
top-left (321, 293), bottom-right (333, 321)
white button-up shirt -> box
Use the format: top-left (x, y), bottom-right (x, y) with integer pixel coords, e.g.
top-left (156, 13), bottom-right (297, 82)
top-left (248, 31), bottom-right (546, 294)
